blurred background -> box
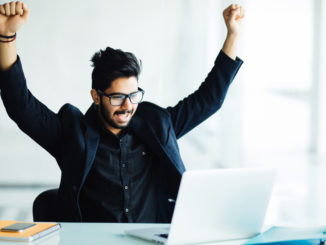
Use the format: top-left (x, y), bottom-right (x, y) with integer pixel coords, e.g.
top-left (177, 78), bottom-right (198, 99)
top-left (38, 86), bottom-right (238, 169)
top-left (0, 0), bottom-right (325, 226)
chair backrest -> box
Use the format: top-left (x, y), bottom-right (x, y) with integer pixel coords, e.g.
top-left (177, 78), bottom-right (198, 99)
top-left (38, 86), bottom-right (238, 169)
top-left (33, 188), bottom-right (59, 222)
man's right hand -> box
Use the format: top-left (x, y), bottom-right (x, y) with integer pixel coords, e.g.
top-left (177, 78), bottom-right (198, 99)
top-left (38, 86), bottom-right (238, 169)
top-left (0, 1), bottom-right (29, 36)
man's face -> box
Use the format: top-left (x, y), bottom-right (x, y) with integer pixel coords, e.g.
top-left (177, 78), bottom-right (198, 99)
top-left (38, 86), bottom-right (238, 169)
top-left (97, 76), bottom-right (139, 133)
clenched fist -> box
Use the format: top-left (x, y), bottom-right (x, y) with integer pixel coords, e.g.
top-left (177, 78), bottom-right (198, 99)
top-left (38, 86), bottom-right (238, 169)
top-left (0, 1), bottom-right (29, 36)
top-left (223, 4), bottom-right (244, 36)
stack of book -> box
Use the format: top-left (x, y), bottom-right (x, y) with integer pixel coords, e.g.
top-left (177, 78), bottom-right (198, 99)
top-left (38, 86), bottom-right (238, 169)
top-left (0, 220), bottom-right (61, 242)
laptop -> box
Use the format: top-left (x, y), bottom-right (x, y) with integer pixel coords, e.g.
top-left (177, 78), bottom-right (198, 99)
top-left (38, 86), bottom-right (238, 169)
top-left (125, 168), bottom-right (276, 245)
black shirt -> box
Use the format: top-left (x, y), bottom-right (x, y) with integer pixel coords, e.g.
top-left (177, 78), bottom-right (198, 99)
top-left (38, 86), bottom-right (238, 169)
top-left (79, 119), bottom-right (157, 222)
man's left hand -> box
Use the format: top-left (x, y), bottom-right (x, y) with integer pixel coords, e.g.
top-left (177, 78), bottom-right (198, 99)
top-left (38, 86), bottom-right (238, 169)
top-left (223, 4), bottom-right (244, 37)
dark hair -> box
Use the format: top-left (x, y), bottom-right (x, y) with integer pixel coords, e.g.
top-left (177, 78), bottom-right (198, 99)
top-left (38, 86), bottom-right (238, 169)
top-left (91, 47), bottom-right (142, 91)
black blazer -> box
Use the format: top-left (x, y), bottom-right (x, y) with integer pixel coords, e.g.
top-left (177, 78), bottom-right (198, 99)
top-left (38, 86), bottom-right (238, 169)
top-left (0, 51), bottom-right (243, 222)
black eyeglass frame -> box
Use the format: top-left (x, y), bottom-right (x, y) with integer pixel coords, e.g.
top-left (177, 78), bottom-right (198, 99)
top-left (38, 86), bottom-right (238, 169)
top-left (97, 88), bottom-right (145, 106)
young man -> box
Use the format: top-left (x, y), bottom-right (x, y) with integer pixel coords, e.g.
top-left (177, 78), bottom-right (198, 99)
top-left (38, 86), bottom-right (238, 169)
top-left (0, 2), bottom-right (244, 222)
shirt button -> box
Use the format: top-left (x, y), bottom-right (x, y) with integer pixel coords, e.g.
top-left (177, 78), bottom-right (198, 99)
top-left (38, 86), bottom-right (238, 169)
top-left (125, 208), bottom-right (129, 213)
top-left (142, 151), bottom-right (146, 156)
top-left (122, 163), bottom-right (126, 168)
top-left (124, 185), bottom-right (128, 190)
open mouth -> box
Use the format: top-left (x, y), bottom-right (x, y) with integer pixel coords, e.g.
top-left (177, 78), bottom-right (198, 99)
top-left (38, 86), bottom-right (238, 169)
top-left (114, 111), bottom-right (132, 123)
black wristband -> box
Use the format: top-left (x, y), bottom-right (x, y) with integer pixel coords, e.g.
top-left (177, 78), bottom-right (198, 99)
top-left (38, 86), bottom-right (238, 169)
top-left (0, 33), bottom-right (16, 39)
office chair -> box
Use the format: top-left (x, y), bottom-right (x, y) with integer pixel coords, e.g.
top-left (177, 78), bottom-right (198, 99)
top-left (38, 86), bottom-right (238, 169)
top-left (33, 188), bottom-right (59, 222)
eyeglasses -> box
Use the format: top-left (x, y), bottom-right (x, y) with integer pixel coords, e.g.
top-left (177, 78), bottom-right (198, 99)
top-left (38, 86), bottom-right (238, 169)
top-left (97, 88), bottom-right (145, 106)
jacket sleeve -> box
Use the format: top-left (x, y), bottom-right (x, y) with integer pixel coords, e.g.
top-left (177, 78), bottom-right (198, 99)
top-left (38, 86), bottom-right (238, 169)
top-left (0, 56), bottom-right (62, 158)
top-left (166, 50), bottom-right (243, 139)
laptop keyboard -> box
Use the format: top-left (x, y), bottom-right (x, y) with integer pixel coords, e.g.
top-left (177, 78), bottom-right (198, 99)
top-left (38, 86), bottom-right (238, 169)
top-left (155, 233), bottom-right (169, 239)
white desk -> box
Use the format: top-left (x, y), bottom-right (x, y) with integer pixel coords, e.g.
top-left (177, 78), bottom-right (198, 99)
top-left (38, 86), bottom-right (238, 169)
top-left (0, 223), bottom-right (250, 245)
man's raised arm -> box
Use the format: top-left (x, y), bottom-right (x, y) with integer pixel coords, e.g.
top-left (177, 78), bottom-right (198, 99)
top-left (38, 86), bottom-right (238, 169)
top-left (222, 4), bottom-right (244, 60)
top-left (0, 1), bottom-right (29, 71)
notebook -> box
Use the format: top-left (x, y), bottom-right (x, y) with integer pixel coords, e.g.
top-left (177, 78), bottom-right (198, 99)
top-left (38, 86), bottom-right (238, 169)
top-left (0, 220), bottom-right (61, 242)
top-left (126, 168), bottom-right (276, 245)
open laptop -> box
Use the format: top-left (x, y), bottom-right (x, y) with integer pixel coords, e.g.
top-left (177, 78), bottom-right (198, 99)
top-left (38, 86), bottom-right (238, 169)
top-left (125, 168), bottom-right (276, 245)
